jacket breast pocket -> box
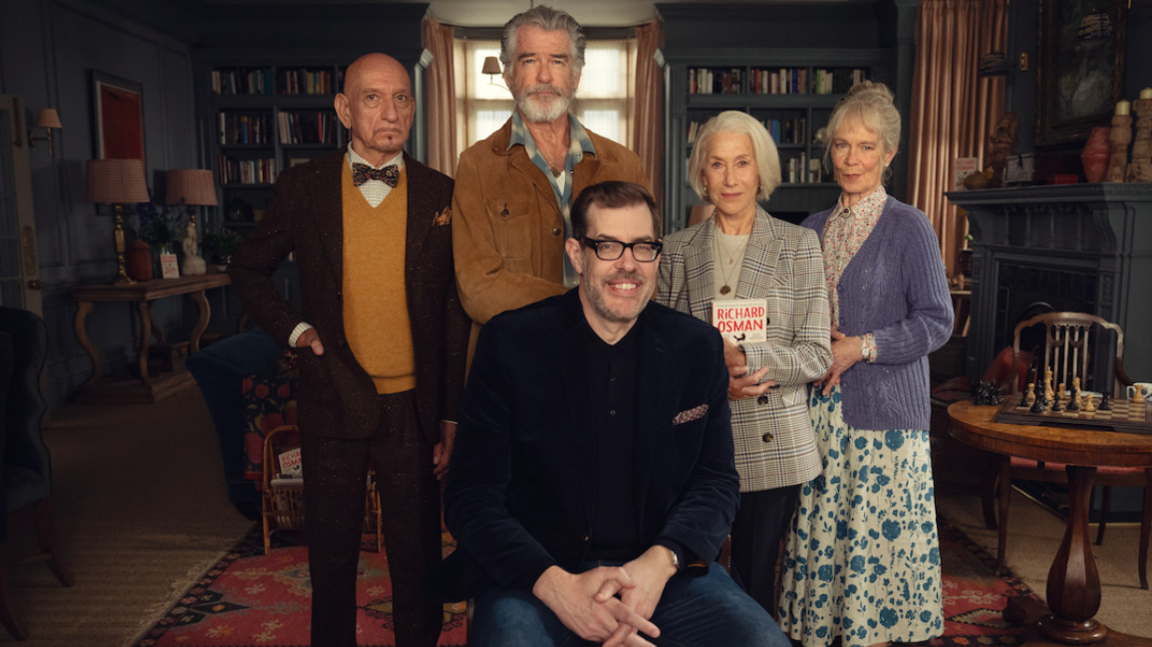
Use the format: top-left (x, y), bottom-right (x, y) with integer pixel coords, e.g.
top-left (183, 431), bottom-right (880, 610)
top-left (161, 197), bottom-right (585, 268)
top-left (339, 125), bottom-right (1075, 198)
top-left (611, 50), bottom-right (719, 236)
top-left (489, 197), bottom-right (536, 263)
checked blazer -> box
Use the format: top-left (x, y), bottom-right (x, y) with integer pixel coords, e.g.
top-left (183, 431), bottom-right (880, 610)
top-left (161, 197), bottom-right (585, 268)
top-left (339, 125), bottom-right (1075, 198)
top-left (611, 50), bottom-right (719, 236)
top-left (656, 206), bottom-right (831, 492)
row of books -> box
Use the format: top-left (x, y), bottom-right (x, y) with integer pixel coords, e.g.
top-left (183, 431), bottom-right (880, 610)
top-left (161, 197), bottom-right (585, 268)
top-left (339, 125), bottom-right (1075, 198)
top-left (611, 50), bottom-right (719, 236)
top-left (688, 67), bottom-right (870, 95)
top-left (686, 117), bottom-right (807, 145)
top-left (278, 111), bottom-right (340, 145)
top-left (211, 67), bottom-right (275, 96)
top-left (217, 155), bottom-right (277, 186)
top-left (782, 153), bottom-right (826, 184)
top-left (217, 112), bottom-right (272, 145)
top-left (277, 68), bottom-right (341, 95)
top-left (688, 68), bottom-right (743, 95)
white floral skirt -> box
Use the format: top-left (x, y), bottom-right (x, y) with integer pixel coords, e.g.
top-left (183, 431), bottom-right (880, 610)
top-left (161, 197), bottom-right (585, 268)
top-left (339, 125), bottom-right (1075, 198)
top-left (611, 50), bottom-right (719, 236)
top-left (777, 385), bottom-right (944, 647)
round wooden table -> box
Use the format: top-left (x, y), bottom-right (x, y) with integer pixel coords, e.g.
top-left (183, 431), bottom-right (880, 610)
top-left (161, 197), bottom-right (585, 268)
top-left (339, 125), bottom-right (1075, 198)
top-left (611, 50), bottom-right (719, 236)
top-left (948, 400), bottom-right (1152, 646)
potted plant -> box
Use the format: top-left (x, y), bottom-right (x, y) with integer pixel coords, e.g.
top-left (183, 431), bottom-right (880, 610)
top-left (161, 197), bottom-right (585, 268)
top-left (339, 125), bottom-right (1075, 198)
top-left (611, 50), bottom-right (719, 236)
top-left (203, 229), bottom-right (244, 268)
top-left (134, 197), bottom-right (188, 255)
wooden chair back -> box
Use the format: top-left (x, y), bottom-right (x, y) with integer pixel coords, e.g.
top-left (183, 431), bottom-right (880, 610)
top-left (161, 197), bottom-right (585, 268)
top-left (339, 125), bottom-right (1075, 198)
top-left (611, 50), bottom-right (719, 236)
top-left (1010, 311), bottom-right (1130, 397)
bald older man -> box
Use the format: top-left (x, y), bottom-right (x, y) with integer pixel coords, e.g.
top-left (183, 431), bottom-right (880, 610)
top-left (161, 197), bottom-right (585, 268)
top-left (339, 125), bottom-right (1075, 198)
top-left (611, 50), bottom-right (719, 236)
top-left (229, 53), bottom-right (469, 647)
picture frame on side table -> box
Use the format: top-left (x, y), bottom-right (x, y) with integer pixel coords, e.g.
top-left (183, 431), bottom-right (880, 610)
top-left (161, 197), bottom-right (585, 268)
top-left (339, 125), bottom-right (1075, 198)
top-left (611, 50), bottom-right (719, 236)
top-left (1036, 0), bottom-right (1126, 147)
top-left (91, 70), bottom-right (145, 162)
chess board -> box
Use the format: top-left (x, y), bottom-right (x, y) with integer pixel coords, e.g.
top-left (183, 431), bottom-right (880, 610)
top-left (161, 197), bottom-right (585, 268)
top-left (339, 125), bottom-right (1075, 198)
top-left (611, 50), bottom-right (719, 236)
top-left (995, 394), bottom-right (1152, 436)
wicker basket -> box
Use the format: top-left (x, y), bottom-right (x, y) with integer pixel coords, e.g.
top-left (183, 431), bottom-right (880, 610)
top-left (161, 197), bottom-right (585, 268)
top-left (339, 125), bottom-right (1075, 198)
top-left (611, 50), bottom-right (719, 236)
top-left (261, 425), bottom-right (383, 555)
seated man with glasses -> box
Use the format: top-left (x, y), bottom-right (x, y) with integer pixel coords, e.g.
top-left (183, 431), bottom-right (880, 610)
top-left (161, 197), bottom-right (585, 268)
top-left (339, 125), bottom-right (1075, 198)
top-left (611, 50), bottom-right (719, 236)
top-left (427, 181), bottom-right (788, 647)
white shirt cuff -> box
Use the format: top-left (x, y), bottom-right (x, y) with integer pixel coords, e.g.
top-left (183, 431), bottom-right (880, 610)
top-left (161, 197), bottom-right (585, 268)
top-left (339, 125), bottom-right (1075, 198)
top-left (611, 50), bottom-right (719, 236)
top-left (288, 322), bottom-right (313, 348)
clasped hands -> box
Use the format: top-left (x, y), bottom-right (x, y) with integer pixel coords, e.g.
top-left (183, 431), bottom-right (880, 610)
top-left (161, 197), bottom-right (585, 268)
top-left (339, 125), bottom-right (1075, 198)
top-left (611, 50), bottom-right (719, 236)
top-left (817, 327), bottom-right (864, 396)
top-left (294, 328), bottom-right (455, 479)
top-left (722, 337), bottom-right (775, 400)
top-left (532, 546), bottom-right (676, 646)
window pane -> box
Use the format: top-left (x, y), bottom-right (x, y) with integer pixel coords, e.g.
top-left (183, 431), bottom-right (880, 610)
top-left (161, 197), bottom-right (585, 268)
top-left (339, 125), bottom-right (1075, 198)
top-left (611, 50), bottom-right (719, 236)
top-left (475, 109), bottom-right (511, 143)
top-left (580, 109), bottom-right (619, 143)
top-left (471, 45), bottom-right (508, 101)
top-left (578, 42), bottom-right (627, 99)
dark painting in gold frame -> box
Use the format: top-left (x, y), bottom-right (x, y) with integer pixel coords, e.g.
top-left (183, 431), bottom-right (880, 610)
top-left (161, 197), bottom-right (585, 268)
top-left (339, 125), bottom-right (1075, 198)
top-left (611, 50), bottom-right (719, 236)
top-left (1036, 0), bottom-right (1125, 147)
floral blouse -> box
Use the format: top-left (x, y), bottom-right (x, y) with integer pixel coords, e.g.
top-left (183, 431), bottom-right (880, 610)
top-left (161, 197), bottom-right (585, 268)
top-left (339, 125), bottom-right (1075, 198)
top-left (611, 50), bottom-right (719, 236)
top-left (821, 186), bottom-right (888, 362)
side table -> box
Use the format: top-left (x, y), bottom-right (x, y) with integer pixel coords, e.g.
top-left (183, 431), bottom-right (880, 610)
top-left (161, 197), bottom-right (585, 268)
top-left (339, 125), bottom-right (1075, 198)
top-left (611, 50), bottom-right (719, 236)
top-left (948, 399), bottom-right (1152, 647)
top-left (72, 272), bottom-right (231, 403)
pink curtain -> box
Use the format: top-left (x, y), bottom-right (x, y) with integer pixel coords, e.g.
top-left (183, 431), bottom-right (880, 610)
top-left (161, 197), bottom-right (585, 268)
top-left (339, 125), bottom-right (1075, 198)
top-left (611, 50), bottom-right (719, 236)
top-left (423, 16), bottom-right (458, 176)
top-left (906, 0), bottom-right (1007, 276)
top-left (632, 19), bottom-right (664, 208)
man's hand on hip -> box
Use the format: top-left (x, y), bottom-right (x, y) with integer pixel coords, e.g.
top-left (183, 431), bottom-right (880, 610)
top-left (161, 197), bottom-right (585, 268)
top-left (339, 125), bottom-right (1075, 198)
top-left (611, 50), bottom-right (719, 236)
top-left (296, 328), bottom-right (325, 355)
top-left (533, 565), bottom-right (660, 645)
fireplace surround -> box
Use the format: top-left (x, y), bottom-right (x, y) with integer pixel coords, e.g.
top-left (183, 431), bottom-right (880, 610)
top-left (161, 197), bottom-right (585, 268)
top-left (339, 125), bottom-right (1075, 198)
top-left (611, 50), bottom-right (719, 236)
top-left (947, 184), bottom-right (1152, 388)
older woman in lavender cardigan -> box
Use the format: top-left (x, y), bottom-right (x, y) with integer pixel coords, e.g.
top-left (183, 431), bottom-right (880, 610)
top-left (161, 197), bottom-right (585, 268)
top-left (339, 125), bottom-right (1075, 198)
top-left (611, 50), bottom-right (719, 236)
top-left (777, 81), bottom-right (953, 647)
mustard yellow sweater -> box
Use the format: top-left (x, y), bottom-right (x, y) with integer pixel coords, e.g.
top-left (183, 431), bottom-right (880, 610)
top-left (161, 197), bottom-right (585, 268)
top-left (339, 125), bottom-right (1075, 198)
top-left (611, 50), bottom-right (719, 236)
top-left (341, 163), bottom-right (415, 394)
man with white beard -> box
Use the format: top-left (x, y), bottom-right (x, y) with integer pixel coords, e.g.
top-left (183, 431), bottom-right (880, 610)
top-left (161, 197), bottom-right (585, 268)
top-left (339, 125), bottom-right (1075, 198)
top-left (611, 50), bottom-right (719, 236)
top-left (451, 4), bottom-right (652, 365)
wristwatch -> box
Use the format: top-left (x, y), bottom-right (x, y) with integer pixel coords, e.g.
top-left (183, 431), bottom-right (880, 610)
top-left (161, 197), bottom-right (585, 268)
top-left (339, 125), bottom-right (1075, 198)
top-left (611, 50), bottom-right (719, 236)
top-left (860, 337), bottom-right (874, 363)
top-left (670, 549), bottom-right (681, 571)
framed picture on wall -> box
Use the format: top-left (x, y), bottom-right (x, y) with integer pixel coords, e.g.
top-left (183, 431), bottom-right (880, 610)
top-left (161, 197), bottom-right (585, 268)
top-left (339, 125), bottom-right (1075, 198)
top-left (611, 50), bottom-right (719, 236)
top-left (1036, 0), bottom-right (1126, 147)
top-left (91, 70), bottom-right (145, 161)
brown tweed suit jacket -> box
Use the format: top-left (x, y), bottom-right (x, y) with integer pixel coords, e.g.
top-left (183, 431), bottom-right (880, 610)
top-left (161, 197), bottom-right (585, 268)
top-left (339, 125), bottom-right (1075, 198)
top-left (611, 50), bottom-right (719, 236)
top-left (229, 149), bottom-right (470, 443)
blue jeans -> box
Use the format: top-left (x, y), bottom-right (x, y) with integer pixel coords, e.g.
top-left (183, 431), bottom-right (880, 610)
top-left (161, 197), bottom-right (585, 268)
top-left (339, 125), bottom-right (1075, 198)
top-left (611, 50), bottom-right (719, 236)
top-left (470, 562), bottom-right (789, 647)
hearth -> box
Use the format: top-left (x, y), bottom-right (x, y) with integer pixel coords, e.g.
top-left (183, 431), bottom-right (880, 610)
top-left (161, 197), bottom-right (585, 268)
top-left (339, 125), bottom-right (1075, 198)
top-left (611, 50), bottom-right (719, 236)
top-left (947, 184), bottom-right (1152, 387)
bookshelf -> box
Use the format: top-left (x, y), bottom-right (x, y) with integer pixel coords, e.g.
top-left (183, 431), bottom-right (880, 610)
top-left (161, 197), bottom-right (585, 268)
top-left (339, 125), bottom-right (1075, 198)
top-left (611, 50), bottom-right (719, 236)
top-left (661, 49), bottom-right (891, 232)
top-left (197, 62), bottom-right (350, 236)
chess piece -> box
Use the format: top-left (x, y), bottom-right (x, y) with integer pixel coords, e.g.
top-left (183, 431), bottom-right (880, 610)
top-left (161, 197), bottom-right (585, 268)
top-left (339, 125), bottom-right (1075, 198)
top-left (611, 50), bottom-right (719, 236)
top-left (1044, 368), bottom-right (1055, 406)
top-left (1067, 377), bottom-right (1081, 412)
top-left (1106, 101), bottom-right (1132, 183)
top-left (1026, 382), bottom-right (1036, 406)
top-left (1051, 394), bottom-right (1064, 412)
top-left (1083, 393), bottom-right (1096, 413)
top-left (1099, 392), bottom-right (1112, 411)
top-left (1127, 90), bottom-right (1152, 182)
top-left (1134, 386), bottom-right (1146, 405)
top-left (1031, 395), bottom-right (1046, 414)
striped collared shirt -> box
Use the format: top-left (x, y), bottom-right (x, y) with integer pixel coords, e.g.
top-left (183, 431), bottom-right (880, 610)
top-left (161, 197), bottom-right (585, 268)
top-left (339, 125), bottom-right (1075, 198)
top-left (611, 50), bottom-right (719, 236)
top-left (509, 110), bottom-right (597, 287)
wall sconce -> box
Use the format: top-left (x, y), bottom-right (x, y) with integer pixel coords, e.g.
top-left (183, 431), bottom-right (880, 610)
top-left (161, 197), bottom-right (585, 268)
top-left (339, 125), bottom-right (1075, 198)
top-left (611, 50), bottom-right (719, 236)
top-left (27, 109), bottom-right (63, 157)
top-left (85, 158), bottom-right (150, 284)
top-left (482, 56), bottom-right (509, 91)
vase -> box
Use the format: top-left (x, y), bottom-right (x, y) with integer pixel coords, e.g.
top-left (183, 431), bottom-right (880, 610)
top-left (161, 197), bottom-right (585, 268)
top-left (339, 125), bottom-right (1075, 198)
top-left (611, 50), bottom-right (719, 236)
top-left (1082, 126), bottom-right (1111, 183)
top-left (125, 240), bottom-right (153, 281)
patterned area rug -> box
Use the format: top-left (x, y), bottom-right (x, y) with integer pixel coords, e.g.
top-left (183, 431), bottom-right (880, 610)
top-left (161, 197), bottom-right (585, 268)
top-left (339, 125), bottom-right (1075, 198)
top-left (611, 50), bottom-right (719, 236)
top-left (919, 518), bottom-right (1036, 646)
top-left (134, 519), bottom-right (1034, 647)
top-left (132, 529), bottom-right (466, 647)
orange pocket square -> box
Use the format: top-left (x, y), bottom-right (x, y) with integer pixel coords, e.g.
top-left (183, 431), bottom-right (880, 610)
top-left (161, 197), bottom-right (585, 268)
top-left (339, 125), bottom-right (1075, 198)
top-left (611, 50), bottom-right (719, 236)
top-left (672, 404), bottom-right (709, 425)
top-left (433, 206), bottom-right (452, 226)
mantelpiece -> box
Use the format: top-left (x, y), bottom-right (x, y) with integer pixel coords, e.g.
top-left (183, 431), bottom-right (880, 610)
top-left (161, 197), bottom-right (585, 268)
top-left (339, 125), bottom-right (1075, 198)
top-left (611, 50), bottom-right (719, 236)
top-left (946, 184), bottom-right (1152, 386)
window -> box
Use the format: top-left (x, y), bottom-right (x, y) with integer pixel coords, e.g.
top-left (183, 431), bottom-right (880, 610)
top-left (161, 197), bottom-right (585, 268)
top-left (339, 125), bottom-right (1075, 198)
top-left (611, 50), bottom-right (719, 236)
top-left (454, 38), bottom-right (636, 150)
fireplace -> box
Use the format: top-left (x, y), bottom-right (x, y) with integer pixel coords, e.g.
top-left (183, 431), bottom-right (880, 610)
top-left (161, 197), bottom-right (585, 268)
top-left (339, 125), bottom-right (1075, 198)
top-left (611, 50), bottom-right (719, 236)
top-left (946, 184), bottom-right (1152, 387)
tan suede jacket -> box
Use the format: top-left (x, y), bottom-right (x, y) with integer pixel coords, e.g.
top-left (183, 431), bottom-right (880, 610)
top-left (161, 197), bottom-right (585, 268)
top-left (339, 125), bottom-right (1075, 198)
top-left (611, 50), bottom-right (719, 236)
top-left (451, 117), bottom-right (651, 358)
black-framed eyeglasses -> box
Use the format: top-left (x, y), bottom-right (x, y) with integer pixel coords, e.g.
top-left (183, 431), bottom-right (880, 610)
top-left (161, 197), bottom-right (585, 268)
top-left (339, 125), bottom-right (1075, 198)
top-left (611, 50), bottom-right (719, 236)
top-left (581, 237), bottom-right (663, 263)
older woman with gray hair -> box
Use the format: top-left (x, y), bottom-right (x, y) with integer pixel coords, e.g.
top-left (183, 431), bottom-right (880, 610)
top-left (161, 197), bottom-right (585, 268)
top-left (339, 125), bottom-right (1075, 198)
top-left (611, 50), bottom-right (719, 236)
top-left (656, 110), bottom-right (832, 615)
top-left (777, 81), bottom-right (952, 647)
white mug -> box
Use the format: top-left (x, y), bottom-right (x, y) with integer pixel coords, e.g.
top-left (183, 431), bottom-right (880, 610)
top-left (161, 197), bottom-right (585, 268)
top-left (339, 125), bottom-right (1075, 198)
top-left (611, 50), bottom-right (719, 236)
top-left (1125, 382), bottom-right (1152, 400)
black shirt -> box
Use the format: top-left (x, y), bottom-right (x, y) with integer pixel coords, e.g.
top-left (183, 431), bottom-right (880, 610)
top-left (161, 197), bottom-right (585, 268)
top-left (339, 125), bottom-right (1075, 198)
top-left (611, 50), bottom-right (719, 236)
top-left (584, 319), bottom-right (641, 561)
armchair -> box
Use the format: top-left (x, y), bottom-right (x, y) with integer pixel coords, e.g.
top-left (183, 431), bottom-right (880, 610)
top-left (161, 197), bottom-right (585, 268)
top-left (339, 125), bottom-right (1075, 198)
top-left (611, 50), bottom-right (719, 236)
top-left (0, 307), bottom-right (73, 640)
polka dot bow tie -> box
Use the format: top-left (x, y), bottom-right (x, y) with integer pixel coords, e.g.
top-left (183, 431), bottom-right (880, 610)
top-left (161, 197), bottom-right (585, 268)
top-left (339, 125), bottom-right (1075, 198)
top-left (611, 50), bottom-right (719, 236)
top-left (352, 163), bottom-right (399, 187)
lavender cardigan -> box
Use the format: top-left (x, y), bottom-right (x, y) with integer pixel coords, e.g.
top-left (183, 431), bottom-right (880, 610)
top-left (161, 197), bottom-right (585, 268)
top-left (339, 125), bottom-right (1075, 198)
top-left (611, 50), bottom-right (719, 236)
top-left (802, 197), bottom-right (953, 431)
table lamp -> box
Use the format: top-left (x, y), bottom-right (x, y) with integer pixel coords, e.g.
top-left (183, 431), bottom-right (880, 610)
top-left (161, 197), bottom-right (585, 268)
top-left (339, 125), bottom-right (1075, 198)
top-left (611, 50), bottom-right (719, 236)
top-left (85, 159), bottom-right (150, 284)
top-left (166, 169), bottom-right (217, 276)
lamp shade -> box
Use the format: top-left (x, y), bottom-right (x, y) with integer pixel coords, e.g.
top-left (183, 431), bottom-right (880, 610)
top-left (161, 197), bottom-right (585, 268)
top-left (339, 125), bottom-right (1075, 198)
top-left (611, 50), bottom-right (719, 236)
top-left (165, 169), bottom-right (218, 206)
top-left (85, 158), bottom-right (150, 205)
top-left (482, 56), bottom-right (503, 76)
top-left (36, 108), bottom-right (62, 129)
